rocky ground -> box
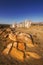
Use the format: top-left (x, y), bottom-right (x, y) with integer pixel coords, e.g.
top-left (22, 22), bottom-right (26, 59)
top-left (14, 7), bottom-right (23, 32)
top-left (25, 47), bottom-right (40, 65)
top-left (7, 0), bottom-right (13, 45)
top-left (0, 25), bottom-right (43, 65)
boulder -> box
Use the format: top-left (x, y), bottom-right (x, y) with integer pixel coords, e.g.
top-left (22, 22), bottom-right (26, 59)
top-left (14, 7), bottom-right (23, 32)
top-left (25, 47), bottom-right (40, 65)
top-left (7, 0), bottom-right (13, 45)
top-left (9, 33), bottom-right (17, 41)
top-left (2, 43), bottom-right (12, 55)
top-left (18, 42), bottom-right (26, 51)
top-left (13, 42), bottom-right (17, 48)
top-left (10, 47), bottom-right (24, 61)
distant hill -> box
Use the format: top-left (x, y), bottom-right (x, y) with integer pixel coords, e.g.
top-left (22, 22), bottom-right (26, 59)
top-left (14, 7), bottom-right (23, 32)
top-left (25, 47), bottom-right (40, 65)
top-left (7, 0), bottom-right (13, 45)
top-left (32, 22), bottom-right (43, 25)
top-left (0, 24), bottom-right (10, 28)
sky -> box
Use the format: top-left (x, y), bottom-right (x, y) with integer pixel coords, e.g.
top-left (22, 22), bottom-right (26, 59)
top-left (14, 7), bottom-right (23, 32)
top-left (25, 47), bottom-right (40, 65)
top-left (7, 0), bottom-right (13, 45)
top-left (0, 0), bottom-right (43, 24)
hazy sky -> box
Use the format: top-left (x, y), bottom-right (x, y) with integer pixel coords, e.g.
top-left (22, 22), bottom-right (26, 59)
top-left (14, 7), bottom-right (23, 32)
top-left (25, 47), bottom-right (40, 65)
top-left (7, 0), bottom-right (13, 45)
top-left (0, 0), bottom-right (43, 24)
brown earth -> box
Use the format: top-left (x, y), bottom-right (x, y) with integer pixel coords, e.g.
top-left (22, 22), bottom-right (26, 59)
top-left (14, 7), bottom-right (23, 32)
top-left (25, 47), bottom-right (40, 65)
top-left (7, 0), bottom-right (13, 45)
top-left (0, 25), bottom-right (43, 65)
